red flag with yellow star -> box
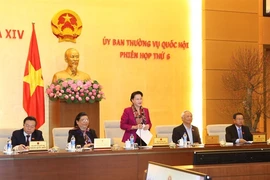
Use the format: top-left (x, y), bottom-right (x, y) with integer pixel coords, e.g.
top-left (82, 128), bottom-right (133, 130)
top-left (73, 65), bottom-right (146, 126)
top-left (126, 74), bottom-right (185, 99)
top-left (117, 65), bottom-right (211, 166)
top-left (23, 23), bottom-right (44, 129)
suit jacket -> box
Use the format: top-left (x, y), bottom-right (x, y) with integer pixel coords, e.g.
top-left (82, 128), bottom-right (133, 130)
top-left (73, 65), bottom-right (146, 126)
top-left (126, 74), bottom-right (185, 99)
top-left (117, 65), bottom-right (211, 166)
top-left (68, 128), bottom-right (98, 147)
top-left (11, 129), bottom-right (44, 147)
top-left (172, 124), bottom-right (201, 144)
top-left (120, 107), bottom-right (152, 143)
top-left (225, 124), bottom-right (253, 143)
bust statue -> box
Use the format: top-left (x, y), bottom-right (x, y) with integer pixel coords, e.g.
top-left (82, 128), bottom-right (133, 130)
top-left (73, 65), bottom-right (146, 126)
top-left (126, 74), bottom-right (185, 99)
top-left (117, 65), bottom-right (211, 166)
top-left (52, 48), bottom-right (91, 82)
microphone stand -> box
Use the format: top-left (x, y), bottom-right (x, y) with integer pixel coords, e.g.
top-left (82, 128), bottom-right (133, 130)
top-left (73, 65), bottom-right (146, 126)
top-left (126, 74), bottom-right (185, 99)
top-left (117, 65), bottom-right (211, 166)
top-left (139, 128), bottom-right (142, 149)
top-left (139, 120), bottom-right (146, 149)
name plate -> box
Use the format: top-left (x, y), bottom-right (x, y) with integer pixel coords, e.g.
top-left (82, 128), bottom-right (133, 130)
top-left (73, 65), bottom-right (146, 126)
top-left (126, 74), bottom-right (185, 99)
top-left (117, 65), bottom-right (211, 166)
top-left (205, 135), bottom-right (219, 144)
top-left (153, 137), bottom-right (169, 146)
top-left (253, 134), bottom-right (266, 142)
top-left (29, 141), bottom-right (47, 151)
top-left (94, 138), bottom-right (111, 148)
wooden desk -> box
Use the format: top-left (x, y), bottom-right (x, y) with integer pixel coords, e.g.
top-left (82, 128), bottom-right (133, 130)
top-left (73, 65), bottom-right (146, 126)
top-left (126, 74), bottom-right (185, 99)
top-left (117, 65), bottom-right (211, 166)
top-left (0, 143), bottom-right (269, 180)
top-left (176, 162), bottom-right (270, 180)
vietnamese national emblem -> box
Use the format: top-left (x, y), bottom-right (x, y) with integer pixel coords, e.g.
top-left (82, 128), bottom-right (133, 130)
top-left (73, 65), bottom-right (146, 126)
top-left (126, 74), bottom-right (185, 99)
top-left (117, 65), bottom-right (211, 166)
top-left (51, 9), bottom-right (82, 43)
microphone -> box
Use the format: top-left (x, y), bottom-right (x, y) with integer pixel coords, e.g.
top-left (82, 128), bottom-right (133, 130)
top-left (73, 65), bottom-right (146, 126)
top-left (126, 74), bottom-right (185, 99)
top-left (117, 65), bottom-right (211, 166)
top-left (139, 126), bottom-right (142, 149)
top-left (139, 118), bottom-right (146, 148)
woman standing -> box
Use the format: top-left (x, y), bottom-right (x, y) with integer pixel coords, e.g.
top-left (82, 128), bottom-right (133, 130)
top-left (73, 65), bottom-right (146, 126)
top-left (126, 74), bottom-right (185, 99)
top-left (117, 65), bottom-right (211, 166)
top-left (120, 91), bottom-right (152, 146)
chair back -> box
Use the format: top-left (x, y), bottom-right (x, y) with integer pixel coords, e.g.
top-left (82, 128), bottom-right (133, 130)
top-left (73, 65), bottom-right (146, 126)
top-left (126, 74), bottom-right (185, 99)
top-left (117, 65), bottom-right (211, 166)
top-left (0, 128), bottom-right (16, 150)
top-left (155, 125), bottom-right (176, 143)
top-left (52, 127), bottom-right (72, 149)
top-left (104, 120), bottom-right (124, 145)
top-left (206, 124), bottom-right (231, 141)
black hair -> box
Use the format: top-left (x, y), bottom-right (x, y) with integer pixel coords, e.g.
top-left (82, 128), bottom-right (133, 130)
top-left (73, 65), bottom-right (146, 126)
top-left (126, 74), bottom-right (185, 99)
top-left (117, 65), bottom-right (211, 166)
top-left (233, 112), bottom-right (244, 119)
top-left (23, 116), bottom-right (37, 126)
top-left (74, 112), bottom-right (88, 127)
top-left (130, 91), bottom-right (143, 102)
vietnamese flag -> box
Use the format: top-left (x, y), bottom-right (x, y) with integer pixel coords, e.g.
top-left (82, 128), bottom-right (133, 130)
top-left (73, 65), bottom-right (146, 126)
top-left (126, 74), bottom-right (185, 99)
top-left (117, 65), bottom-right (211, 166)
top-left (23, 23), bottom-right (45, 129)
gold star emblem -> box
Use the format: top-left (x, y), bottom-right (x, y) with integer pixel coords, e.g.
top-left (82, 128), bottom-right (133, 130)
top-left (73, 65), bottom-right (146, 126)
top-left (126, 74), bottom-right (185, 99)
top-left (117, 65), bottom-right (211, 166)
top-left (63, 13), bottom-right (72, 23)
top-left (23, 61), bottom-right (44, 96)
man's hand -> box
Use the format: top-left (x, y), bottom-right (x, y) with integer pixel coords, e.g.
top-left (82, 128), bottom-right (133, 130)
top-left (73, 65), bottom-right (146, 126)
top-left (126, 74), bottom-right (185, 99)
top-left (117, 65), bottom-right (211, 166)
top-left (14, 144), bottom-right (28, 151)
top-left (239, 139), bottom-right (247, 144)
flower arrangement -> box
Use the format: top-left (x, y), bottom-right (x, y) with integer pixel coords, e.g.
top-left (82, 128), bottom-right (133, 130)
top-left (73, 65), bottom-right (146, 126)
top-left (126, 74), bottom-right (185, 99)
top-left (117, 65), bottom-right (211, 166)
top-left (46, 78), bottom-right (105, 103)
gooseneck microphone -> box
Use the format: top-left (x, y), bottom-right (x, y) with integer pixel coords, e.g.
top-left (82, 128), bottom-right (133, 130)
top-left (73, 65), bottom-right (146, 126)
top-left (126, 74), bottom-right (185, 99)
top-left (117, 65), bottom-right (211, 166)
top-left (139, 119), bottom-right (146, 149)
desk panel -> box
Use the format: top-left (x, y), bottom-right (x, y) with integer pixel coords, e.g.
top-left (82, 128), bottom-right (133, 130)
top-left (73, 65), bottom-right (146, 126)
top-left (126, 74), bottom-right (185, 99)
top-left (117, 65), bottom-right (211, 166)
top-left (0, 143), bottom-right (269, 180)
top-left (0, 151), bottom-right (138, 180)
top-left (176, 162), bottom-right (270, 180)
top-left (137, 148), bottom-right (193, 180)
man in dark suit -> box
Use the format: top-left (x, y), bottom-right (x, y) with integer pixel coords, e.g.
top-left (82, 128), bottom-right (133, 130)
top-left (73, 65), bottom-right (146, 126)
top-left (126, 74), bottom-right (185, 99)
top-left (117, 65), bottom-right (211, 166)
top-left (11, 116), bottom-right (44, 151)
top-left (225, 112), bottom-right (253, 144)
top-left (172, 110), bottom-right (201, 144)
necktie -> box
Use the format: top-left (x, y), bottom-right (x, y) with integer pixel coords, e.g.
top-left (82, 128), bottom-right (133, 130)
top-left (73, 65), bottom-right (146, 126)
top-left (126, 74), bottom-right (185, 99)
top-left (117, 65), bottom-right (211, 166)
top-left (238, 128), bottom-right (243, 139)
top-left (26, 135), bottom-right (30, 146)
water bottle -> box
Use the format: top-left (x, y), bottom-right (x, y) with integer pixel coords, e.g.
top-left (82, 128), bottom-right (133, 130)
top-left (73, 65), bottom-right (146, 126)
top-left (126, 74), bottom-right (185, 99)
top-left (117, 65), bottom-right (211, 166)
top-left (130, 134), bottom-right (134, 149)
top-left (7, 137), bottom-right (12, 153)
top-left (183, 132), bottom-right (187, 148)
top-left (71, 135), bottom-right (76, 150)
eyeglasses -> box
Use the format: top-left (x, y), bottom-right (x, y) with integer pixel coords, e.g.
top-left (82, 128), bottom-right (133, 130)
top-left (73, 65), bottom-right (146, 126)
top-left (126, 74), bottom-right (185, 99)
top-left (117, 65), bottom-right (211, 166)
top-left (80, 119), bottom-right (89, 122)
top-left (24, 124), bottom-right (35, 128)
top-left (235, 118), bottom-right (244, 121)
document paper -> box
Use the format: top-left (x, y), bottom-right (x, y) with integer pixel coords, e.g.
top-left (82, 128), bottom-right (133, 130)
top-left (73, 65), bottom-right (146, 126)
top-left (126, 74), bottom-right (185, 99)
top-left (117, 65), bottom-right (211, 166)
top-left (136, 126), bottom-right (153, 145)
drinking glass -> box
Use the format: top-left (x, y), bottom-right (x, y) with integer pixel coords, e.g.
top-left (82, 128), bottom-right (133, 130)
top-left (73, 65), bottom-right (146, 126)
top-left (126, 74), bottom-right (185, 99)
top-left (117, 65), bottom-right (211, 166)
top-left (66, 143), bottom-right (71, 150)
top-left (219, 139), bottom-right (226, 146)
top-left (187, 141), bottom-right (191, 148)
top-left (75, 145), bottom-right (82, 152)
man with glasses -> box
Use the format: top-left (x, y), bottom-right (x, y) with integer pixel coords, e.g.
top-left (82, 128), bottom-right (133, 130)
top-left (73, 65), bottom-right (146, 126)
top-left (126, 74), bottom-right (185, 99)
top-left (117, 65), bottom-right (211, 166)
top-left (225, 112), bottom-right (253, 144)
top-left (11, 116), bottom-right (44, 151)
